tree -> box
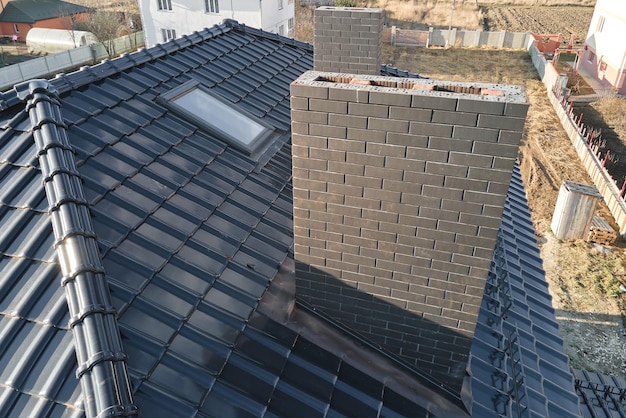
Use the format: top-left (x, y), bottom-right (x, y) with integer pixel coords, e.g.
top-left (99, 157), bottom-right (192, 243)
top-left (62, 0), bottom-right (142, 57)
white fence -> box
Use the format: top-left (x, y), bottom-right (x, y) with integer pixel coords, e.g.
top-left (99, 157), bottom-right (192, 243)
top-left (527, 39), bottom-right (626, 236)
top-left (0, 31), bottom-right (144, 92)
top-left (384, 27), bottom-right (531, 49)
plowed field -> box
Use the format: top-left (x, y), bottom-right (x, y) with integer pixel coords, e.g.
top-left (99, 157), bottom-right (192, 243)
top-left (483, 6), bottom-right (594, 44)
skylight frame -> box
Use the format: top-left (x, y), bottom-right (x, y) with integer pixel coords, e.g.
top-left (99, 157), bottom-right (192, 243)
top-left (158, 80), bottom-right (275, 155)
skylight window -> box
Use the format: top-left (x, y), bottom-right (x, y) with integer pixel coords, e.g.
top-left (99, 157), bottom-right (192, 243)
top-left (158, 80), bottom-right (274, 155)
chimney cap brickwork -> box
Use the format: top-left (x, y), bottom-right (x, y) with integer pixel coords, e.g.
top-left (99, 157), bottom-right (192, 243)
top-left (292, 71), bottom-right (528, 104)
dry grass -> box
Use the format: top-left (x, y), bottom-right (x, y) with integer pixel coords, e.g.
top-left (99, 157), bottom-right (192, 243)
top-left (478, 0), bottom-right (596, 5)
top-left (592, 96), bottom-right (626, 141)
top-left (368, 0), bottom-right (483, 29)
top-left (383, 45), bottom-right (536, 84)
top-left (295, 3), bottom-right (315, 44)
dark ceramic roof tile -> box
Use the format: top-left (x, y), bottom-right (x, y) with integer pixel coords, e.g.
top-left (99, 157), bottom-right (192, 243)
top-left (0, 258), bottom-right (67, 326)
top-left (186, 302), bottom-right (243, 345)
top-left (65, 124), bottom-right (109, 160)
top-left (104, 254), bottom-right (153, 299)
top-left (267, 382), bottom-right (330, 418)
top-left (0, 319), bottom-right (80, 404)
top-left (216, 264), bottom-right (268, 299)
top-left (203, 283), bottom-right (257, 321)
top-left (0, 129), bottom-right (36, 167)
top-left (0, 208), bottom-right (54, 260)
top-left (165, 194), bottom-right (211, 223)
top-left (199, 380), bottom-right (266, 417)
top-left (0, 165), bottom-right (45, 210)
top-left (176, 243), bottom-right (227, 276)
top-left (152, 257), bottom-right (214, 297)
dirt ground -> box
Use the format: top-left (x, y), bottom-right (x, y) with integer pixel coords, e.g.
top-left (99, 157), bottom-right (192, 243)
top-left (482, 6), bottom-right (594, 44)
top-left (382, 45), bottom-right (626, 378)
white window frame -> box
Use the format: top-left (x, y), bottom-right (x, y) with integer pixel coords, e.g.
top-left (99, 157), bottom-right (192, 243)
top-left (157, 0), bottom-right (172, 10)
top-left (288, 17), bottom-right (294, 30)
top-left (278, 0), bottom-right (283, 10)
top-left (205, 0), bottom-right (219, 13)
top-left (161, 28), bottom-right (176, 42)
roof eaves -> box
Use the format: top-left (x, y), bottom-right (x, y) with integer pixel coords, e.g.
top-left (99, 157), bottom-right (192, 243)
top-left (14, 79), bottom-right (138, 418)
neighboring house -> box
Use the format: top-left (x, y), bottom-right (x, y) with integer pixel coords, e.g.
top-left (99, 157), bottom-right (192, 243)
top-left (138, 0), bottom-right (294, 48)
top-left (0, 15), bottom-right (624, 418)
top-left (580, 0), bottom-right (626, 94)
top-left (0, 0), bottom-right (91, 43)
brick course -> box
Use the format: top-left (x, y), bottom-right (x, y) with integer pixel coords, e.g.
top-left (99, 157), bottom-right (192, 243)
top-left (291, 71), bottom-right (528, 390)
top-left (313, 7), bottom-right (383, 75)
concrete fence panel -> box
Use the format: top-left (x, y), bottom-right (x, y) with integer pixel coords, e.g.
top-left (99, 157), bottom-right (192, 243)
top-left (0, 31), bottom-right (144, 92)
top-left (43, 50), bottom-right (80, 74)
top-left (384, 27), bottom-right (529, 49)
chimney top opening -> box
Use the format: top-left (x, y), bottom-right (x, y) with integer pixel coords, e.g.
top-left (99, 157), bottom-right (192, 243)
top-left (313, 75), bottom-right (501, 96)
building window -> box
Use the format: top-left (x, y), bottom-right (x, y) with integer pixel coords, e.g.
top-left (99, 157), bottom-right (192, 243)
top-left (278, 0), bottom-right (283, 10)
top-left (161, 28), bottom-right (176, 42)
top-left (278, 25), bottom-right (285, 36)
top-left (157, 0), bottom-right (172, 10)
top-left (205, 0), bottom-right (219, 13)
top-left (599, 60), bottom-right (607, 73)
top-left (588, 51), bottom-right (596, 63)
top-left (157, 80), bottom-right (274, 155)
top-left (288, 18), bottom-right (294, 30)
top-left (596, 15), bottom-right (605, 33)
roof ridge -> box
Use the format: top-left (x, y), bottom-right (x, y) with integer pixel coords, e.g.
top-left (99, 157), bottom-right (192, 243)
top-left (14, 79), bottom-right (138, 418)
top-left (223, 19), bottom-right (314, 51)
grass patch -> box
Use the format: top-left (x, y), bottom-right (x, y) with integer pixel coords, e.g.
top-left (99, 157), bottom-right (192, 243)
top-left (369, 0), bottom-right (483, 30)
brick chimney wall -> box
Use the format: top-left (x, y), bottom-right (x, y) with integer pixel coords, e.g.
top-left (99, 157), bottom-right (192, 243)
top-left (313, 6), bottom-right (383, 75)
top-left (290, 72), bottom-right (529, 390)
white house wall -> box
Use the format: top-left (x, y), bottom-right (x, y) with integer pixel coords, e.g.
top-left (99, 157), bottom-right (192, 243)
top-left (140, 0), bottom-right (294, 48)
top-left (261, 0), bottom-right (294, 35)
top-left (582, 0), bottom-right (626, 93)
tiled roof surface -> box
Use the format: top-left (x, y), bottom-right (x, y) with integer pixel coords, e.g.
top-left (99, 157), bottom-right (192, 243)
top-left (0, 23), bottom-right (436, 417)
top-left (470, 165), bottom-right (581, 418)
top-left (0, 0), bottom-right (90, 23)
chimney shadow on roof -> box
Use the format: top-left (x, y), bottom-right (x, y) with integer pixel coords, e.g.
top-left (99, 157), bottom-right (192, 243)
top-left (296, 263), bottom-right (473, 391)
top-left (260, 257), bottom-right (477, 410)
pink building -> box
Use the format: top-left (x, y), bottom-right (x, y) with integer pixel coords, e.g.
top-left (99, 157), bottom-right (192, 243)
top-left (580, 0), bottom-right (626, 94)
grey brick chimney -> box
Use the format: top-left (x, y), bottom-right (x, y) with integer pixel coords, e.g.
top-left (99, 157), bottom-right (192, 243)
top-left (290, 72), bottom-right (529, 391)
top-left (313, 6), bottom-right (383, 75)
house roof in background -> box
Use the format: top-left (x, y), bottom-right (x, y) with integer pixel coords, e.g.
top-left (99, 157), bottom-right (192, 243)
top-left (0, 0), bottom-right (90, 24)
top-left (0, 20), bottom-right (620, 417)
